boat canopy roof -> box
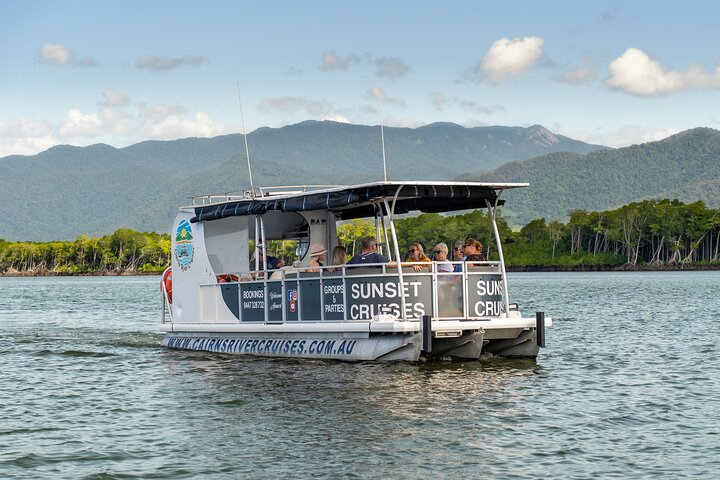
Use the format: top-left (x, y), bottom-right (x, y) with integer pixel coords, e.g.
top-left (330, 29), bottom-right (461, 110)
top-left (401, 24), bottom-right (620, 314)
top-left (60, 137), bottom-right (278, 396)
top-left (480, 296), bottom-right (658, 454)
top-left (189, 181), bottom-right (529, 223)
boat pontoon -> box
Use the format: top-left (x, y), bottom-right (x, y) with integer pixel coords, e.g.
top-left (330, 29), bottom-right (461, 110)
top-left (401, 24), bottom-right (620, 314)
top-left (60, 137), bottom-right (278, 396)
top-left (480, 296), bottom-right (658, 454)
top-left (160, 181), bottom-right (551, 361)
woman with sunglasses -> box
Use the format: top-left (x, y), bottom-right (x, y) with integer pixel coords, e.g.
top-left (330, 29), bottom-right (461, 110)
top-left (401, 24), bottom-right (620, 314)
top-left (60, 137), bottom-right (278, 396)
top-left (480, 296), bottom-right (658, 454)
top-left (405, 242), bottom-right (431, 271)
top-left (432, 243), bottom-right (453, 272)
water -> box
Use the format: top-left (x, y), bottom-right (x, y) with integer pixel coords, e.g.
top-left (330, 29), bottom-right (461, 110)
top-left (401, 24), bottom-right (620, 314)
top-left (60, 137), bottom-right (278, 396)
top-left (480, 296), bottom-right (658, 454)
top-left (1, 273), bottom-right (719, 479)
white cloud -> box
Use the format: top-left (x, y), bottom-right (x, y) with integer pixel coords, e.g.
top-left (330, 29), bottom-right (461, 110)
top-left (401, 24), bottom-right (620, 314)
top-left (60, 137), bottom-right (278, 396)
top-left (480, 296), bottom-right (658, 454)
top-left (463, 36), bottom-right (544, 84)
top-left (58, 109), bottom-right (104, 137)
top-left (100, 107), bottom-right (133, 135)
top-left (0, 117), bottom-right (56, 158)
top-left (605, 48), bottom-right (720, 96)
top-left (102, 90), bottom-right (130, 106)
top-left (322, 114), bottom-right (351, 124)
top-left (566, 125), bottom-right (678, 148)
top-left (136, 54), bottom-right (208, 72)
top-left (140, 103), bottom-right (187, 121)
top-left (0, 117), bottom-right (53, 138)
top-left (37, 43), bottom-right (99, 68)
top-left (321, 51), bottom-right (347, 70)
top-left (38, 43), bottom-right (73, 66)
top-left (146, 112), bottom-right (227, 139)
top-left (374, 57), bottom-right (409, 79)
top-left (0, 97), bottom-right (231, 157)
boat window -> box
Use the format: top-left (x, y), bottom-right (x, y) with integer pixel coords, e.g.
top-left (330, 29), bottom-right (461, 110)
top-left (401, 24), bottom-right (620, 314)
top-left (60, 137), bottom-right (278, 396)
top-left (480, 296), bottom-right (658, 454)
top-left (282, 224), bottom-right (310, 261)
top-left (248, 212), bottom-right (309, 268)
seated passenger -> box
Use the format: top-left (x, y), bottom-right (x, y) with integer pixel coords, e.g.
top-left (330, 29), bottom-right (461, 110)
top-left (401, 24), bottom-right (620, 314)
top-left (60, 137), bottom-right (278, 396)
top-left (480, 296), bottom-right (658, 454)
top-left (251, 245), bottom-right (284, 271)
top-left (463, 238), bottom-right (486, 265)
top-left (406, 242), bottom-right (431, 271)
top-left (270, 265), bottom-right (298, 280)
top-left (432, 243), bottom-right (453, 272)
top-left (328, 245), bottom-right (347, 273)
top-left (307, 243), bottom-right (327, 272)
top-left (347, 236), bottom-right (389, 266)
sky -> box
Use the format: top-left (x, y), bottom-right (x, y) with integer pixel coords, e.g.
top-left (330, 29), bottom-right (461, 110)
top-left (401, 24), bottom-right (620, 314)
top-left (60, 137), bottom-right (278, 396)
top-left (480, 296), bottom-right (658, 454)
top-left (1, 0), bottom-right (719, 158)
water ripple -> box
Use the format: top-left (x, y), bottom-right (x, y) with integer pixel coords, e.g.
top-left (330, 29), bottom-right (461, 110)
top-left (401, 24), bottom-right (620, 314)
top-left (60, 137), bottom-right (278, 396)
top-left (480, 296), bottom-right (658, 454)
top-left (1, 273), bottom-right (719, 479)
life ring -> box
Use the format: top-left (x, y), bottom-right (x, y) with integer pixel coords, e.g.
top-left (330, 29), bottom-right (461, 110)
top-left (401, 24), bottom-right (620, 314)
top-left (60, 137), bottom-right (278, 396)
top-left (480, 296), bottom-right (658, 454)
top-left (162, 267), bottom-right (173, 303)
top-left (217, 273), bottom-right (239, 283)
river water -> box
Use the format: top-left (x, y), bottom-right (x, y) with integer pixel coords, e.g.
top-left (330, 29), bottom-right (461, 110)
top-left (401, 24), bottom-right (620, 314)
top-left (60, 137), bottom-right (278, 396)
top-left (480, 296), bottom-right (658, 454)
top-left (1, 272), bottom-right (718, 479)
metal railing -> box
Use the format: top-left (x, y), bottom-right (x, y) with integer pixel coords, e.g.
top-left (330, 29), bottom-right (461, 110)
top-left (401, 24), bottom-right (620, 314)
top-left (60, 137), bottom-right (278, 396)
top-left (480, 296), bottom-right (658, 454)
top-left (195, 261), bottom-right (504, 324)
top-left (190, 185), bottom-right (346, 206)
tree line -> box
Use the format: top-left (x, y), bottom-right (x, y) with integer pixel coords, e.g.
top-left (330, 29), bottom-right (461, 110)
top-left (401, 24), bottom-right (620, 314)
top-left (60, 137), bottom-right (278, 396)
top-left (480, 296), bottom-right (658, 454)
top-left (386, 199), bottom-right (720, 268)
top-left (2, 199), bottom-right (719, 274)
top-left (0, 229), bottom-right (170, 274)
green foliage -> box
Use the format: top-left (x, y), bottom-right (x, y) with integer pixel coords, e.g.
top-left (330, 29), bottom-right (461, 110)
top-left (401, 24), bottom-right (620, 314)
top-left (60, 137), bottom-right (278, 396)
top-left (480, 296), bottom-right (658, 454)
top-left (337, 219), bottom-right (377, 255)
top-left (3, 198), bottom-right (720, 274)
top-left (0, 229), bottom-right (170, 274)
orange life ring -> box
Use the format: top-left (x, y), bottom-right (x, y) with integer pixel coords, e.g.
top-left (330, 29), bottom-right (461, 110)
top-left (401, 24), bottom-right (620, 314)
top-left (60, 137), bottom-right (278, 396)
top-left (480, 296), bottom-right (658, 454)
top-left (162, 268), bottom-right (173, 303)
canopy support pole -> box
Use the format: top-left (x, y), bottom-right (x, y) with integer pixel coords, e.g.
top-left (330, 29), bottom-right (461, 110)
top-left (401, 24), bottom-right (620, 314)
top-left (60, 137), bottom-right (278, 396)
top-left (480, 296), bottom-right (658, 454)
top-left (486, 196), bottom-right (510, 316)
top-left (385, 185), bottom-right (407, 320)
top-left (254, 216), bottom-right (260, 272)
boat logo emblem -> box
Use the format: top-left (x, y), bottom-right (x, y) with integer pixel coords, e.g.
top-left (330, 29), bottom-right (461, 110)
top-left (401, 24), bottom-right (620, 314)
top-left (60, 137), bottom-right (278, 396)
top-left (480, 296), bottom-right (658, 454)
top-left (175, 219), bottom-right (195, 271)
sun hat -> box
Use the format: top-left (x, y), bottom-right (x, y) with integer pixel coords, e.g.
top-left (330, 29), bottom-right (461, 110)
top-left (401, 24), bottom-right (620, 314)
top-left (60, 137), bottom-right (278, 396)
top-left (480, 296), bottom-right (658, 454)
top-left (309, 243), bottom-right (327, 257)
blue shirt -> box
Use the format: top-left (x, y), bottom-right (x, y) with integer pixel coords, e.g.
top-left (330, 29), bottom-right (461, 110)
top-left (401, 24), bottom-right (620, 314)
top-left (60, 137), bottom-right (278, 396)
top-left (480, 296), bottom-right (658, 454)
top-left (347, 252), bottom-right (389, 265)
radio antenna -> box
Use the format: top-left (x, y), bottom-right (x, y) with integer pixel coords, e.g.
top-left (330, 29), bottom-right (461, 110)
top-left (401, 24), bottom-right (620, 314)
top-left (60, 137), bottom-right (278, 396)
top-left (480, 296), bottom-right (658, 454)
top-left (236, 82), bottom-right (255, 196)
top-left (379, 90), bottom-right (388, 182)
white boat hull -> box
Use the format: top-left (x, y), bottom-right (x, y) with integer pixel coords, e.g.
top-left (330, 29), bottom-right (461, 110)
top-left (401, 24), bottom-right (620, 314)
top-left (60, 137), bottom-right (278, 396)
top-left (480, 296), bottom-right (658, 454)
top-left (162, 331), bottom-right (423, 361)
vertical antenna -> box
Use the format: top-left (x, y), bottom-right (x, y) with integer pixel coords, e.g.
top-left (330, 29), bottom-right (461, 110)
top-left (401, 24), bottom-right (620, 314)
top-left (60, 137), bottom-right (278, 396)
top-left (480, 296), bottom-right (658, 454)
top-left (236, 82), bottom-right (255, 196)
top-left (378, 88), bottom-right (388, 181)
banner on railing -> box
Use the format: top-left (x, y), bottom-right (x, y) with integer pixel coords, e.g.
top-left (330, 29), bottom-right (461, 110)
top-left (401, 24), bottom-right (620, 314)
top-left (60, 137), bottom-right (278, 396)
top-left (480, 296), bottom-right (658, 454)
top-left (202, 271), bottom-right (503, 322)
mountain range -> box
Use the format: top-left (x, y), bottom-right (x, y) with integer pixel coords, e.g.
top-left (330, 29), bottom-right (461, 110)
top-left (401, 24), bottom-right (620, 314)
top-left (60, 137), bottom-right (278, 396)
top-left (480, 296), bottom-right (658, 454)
top-left (3, 121), bottom-right (719, 242)
top-left (0, 121), bottom-right (605, 241)
top-left (474, 127), bottom-right (720, 225)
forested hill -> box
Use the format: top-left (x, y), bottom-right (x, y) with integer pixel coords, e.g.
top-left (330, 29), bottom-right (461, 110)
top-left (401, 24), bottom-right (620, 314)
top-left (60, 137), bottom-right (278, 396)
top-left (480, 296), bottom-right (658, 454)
top-left (0, 121), bottom-right (604, 241)
top-left (474, 128), bottom-right (720, 225)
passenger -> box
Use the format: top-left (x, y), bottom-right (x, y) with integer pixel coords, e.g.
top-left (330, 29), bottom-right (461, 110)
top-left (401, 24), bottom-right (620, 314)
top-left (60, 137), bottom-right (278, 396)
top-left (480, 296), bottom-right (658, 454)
top-left (432, 243), bottom-right (453, 272)
top-left (347, 236), bottom-right (389, 265)
top-left (406, 242), bottom-right (431, 263)
top-left (307, 243), bottom-right (327, 272)
top-left (252, 245), bottom-right (284, 271)
top-left (406, 242), bottom-right (431, 271)
top-left (463, 238), bottom-right (486, 265)
top-left (328, 245), bottom-right (347, 273)
top-left (452, 241), bottom-right (464, 272)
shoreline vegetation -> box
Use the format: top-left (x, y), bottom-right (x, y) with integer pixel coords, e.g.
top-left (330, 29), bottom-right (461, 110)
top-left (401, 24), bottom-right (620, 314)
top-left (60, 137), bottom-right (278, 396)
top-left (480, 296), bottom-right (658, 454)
top-left (2, 199), bottom-right (719, 276)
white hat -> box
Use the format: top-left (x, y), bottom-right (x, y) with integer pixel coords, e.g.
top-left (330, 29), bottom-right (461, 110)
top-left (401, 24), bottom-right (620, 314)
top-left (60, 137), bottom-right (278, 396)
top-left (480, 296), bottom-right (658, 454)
top-left (309, 243), bottom-right (327, 257)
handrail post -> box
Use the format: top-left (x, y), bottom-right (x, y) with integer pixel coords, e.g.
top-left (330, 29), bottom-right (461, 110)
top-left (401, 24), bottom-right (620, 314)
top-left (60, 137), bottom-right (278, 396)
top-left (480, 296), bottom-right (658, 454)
top-left (485, 198), bottom-right (511, 316)
top-left (383, 195), bottom-right (406, 320)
